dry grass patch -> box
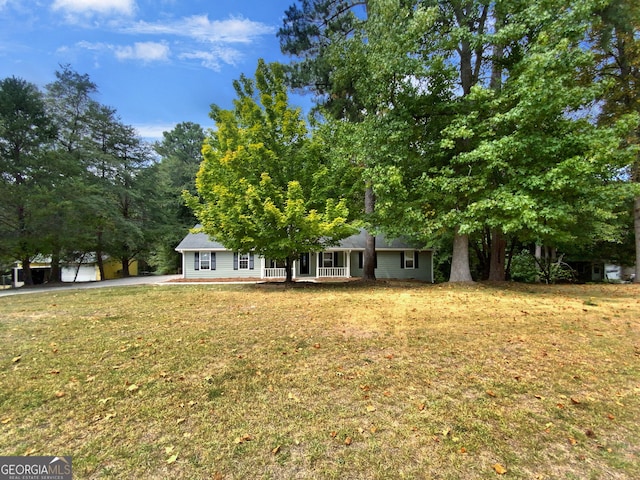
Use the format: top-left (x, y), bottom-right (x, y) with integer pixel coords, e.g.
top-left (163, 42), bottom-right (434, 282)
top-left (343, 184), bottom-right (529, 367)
top-left (0, 282), bottom-right (639, 479)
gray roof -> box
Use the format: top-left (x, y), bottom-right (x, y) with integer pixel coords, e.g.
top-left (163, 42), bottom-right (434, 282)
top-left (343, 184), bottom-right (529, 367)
top-left (175, 226), bottom-right (426, 252)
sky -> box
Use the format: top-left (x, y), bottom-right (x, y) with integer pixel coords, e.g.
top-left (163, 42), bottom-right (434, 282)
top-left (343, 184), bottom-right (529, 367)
top-left (0, 0), bottom-right (310, 140)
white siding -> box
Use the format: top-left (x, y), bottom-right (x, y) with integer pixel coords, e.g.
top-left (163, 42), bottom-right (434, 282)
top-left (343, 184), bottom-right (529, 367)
top-left (183, 251), bottom-right (259, 279)
top-left (349, 251), bottom-right (432, 282)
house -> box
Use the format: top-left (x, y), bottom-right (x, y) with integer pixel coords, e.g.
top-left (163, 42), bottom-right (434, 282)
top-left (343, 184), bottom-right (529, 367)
top-left (175, 227), bottom-right (434, 282)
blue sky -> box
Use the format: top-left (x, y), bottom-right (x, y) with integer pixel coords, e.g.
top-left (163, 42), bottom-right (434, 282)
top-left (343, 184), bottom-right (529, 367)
top-left (0, 0), bottom-right (308, 140)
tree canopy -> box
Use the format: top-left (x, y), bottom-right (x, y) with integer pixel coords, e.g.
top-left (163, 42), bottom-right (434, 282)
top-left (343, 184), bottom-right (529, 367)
top-left (185, 60), bottom-right (356, 282)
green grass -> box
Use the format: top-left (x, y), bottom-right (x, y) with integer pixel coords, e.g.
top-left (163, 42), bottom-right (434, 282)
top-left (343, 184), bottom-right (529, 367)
top-left (1, 282), bottom-right (639, 479)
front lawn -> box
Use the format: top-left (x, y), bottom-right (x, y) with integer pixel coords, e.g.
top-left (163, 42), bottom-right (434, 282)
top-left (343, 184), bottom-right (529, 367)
top-left (1, 282), bottom-right (638, 479)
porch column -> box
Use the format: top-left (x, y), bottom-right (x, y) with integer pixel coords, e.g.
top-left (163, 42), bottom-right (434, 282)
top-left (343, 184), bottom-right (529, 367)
top-left (292, 259), bottom-right (297, 279)
top-left (316, 252), bottom-right (320, 279)
top-left (260, 256), bottom-right (265, 279)
top-left (346, 250), bottom-right (351, 278)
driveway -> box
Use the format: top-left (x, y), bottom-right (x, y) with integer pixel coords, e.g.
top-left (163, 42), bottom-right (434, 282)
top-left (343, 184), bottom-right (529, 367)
top-left (0, 275), bottom-right (182, 297)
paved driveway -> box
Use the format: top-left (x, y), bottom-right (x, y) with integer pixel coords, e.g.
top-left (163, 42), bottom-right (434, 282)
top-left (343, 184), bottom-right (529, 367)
top-left (0, 275), bottom-right (182, 297)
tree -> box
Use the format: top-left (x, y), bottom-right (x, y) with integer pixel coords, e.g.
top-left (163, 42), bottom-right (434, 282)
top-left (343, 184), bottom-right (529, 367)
top-left (0, 77), bottom-right (56, 285)
top-left (591, 0), bottom-right (640, 281)
top-left (43, 65), bottom-right (99, 281)
top-left (279, 0), bottom-right (380, 280)
top-left (83, 102), bottom-right (156, 278)
top-left (152, 122), bottom-right (205, 273)
top-left (185, 60), bottom-right (355, 283)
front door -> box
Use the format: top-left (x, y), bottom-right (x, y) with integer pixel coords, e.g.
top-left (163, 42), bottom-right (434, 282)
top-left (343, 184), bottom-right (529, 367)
top-left (299, 253), bottom-right (310, 275)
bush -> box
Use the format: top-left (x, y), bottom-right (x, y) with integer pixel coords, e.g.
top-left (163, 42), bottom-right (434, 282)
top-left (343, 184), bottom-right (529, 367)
top-left (509, 250), bottom-right (538, 283)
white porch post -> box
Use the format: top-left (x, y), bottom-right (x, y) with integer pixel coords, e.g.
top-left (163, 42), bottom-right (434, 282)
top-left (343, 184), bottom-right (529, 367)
top-left (292, 259), bottom-right (297, 279)
top-left (260, 256), bottom-right (265, 279)
top-left (316, 252), bottom-right (320, 279)
top-left (346, 250), bottom-right (351, 278)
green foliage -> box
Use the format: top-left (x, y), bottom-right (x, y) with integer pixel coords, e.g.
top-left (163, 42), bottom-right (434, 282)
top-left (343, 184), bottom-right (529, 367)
top-left (185, 60), bottom-right (356, 280)
top-left (509, 250), bottom-right (539, 283)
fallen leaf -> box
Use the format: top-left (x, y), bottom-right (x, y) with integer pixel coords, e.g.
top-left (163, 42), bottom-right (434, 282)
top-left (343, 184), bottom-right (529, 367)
top-left (271, 445), bottom-right (281, 455)
top-left (12, 356), bottom-right (21, 363)
top-left (165, 446), bottom-right (175, 454)
top-left (344, 436), bottom-right (352, 446)
top-left (418, 403), bottom-right (426, 411)
top-left (486, 390), bottom-right (496, 397)
top-left (54, 391), bottom-right (65, 398)
top-left (313, 343), bottom-right (321, 349)
top-left (127, 384), bottom-right (139, 392)
top-left (234, 434), bottom-right (253, 444)
top-left (366, 405), bottom-right (376, 412)
top-left (166, 454), bottom-right (178, 464)
top-left (607, 414), bottom-right (615, 420)
top-left (176, 418), bottom-right (186, 425)
top-left (568, 437), bottom-right (577, 445)
top-left (493, 463), bottom-right (507, 475)
top-left (1, 417), bottom-right (11, 424)
top-left (330, 431), bottom-right (338, 438)
top-left (460, 447), bottom-right (467, 454)
top-left (212, 472), bottom-right (223, 480)
top-left (570, 397), bottom-right (581, 405)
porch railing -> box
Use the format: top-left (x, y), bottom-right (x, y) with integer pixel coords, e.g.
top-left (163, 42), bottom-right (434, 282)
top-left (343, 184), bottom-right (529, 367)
top-left (263, 268), bottom-right (286, 278)
top-left (318, 267), bottom-right (347, 278)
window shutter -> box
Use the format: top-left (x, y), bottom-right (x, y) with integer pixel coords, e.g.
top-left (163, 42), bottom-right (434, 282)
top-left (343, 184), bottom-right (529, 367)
top-left (414, 251), bottom-right (419, 268)
top-left (194, 252), bottom-right (200, 271)
top-left (334, 252), bottom-right (339, 267)
top-left (358, 252), bottom-right (363, 269)
top-left (318, 252), bottom-right (322, 267)
top-left (233, 252), bottom-right (238, 270)
top-left (211, 252), bottom-right (216, 270)
top-left (375, 252), bottom-right (378, 269)
top-left (249, 253), bottom-right (255, 270)
top-left (400, 251), bottom-right (405, 269)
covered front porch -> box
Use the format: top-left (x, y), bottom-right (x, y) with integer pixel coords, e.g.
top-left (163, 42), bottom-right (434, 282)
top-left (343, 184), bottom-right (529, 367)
top-left (260, 251), bottom-right (351, 280)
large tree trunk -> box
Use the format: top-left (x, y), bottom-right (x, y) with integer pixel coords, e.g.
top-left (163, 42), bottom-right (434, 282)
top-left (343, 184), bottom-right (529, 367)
top-left (285, 256), bottom-right (294, 284)
top-left (449, 229), bottom-right (473, 282)
top-left (363, 186), bottom-right (376, 281)
top-left (121, 257), bottom-right (130, 277)
top-left (21, 257), bottom-right (33, 286)
top-left (635, 196), bottom-right (640, 283)
top-left (50, 249), bottom-right (62, 283)
top-left (488, 229), bottom-right (507, 281)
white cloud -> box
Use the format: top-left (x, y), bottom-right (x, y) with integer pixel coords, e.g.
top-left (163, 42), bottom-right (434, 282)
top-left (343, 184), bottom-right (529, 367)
top-left (179, 47), bottom-right (243, 71)
top-left (133, 122), bottom-right (176, 140)
top-left (115, 41), bottom-right (170, 62)
top-left (123, 15), bottom-right (274, 44)
top-left (52, 0), bottom-right (135, 16)
top-left (75, 40), bottom-right (170, 64)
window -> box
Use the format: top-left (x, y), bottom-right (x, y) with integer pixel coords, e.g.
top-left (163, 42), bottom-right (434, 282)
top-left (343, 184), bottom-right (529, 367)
top-left (322, 252), bottom-right (334, 267)
top-left (401, 251), bottom-right (418, 269)
top-left (233, 252), bottom-right (254, 270)
top-left (194, 251), bottom-right (215, 271)
top-left (238, 253), bottom-right (249, 270)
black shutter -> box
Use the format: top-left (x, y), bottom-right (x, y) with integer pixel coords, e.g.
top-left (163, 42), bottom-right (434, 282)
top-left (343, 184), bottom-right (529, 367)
top-left (318, 252), bottom-right (322, 267)
top-left (211, 252), bottom-right (216, 270)
top-left (400, 251), bottom-right (405, 269)
top-left (194, 252), bottom-right (200, 271)
top-left (414, 251), bottom-right (419, 268)
top-left (233, 252), bottom-right (238, 270)
top-left (334, 252), bottom-right (339, 267)
top-left (249, 253), bottom-right (255, 270)
top-left (358, 252), bottom-right (363, 269)
top-left (375, 252), bottom-right (378, 269)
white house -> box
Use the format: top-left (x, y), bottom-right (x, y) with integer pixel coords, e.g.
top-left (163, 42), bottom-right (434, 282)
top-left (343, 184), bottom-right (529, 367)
top-left (175, 227), bottom-right (434, 282)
